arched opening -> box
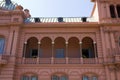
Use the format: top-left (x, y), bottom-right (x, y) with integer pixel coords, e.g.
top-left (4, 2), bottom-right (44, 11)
top-left (68, 37), bottom-right (79, 58)
top-left (25, 37), bottom-right (38, 58)
top-left (21, 75), bottom-right (29, 80)
top-left (82, 37), bottom-right (95, 58)
top-left (54, 37), bottom-right (66, 58)
top-left (117, 5), bottom-right (120, 18)
top-left (41, 37), bottom-right (52, 58)
top-left (31, 75), bottom-right (38, 80)
top-left (21, 73), bottom-right (38, 80)
top-left (109, 5), bottom-right (116, 18)
top-left (0, 36), bottom-right (5, 54)
top-left (82, 73), bottom-right (98, 80)
top-left (51, 73), bottom-right (68, 80)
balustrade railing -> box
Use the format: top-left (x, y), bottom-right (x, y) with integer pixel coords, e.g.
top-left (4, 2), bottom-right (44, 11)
top-left (54, 58), bottom-right (66, 64)
top-left (39, 58), bottom-right (51, 64)
top-left (83, 58), bottom-right (96, 64)
top-left (24, 58), bottom-right (37, 64)
top-left (17, 57), bottom-right (112, 64)
top-left (69, 58), bottom-right (80, 64)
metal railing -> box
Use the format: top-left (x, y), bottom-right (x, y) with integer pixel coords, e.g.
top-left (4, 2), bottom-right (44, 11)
top-left (24, 17), bottom-right (97, 23)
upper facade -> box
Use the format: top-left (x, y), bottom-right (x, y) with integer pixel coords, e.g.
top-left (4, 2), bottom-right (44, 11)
top-left (0, 0), bottom-right (120, 80)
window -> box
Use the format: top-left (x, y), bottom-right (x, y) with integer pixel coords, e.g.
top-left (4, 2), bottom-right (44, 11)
top-left (92, 76), bottom-right (98, 80)
top-left (31, 49), bottom-right (38, 58)
top-left (21, 76), bottom-right (29, 80)
top-left (56, 49), bottom-right (65, 58)
top-left (61, 76), bottom-right (68, 80)
top-left (0, 38), bottom-right (5, 54)
top-left (110, 5), bottom-right (116, 18)
top-left (82, 75), bottom-right (98, 80)
top-left (31, 76), bottom-right (38, 80)
top-left (52, 75), bottom-right (68, 80)
top-left (117, 5), bottom-right (120, 18)
top-left (83, 76), bottom-right (89, 80)
top-left (21, 75), bottom-right (38, 80)
top-left (82, 49), bottom-right (93, 58)
top-left (52, 75), bottom-right (59, 80)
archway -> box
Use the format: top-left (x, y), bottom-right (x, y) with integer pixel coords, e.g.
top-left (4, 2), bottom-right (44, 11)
top-left (82, 37), bottom-right (95, 58)
top-left (117, 5), bottom-right (120, 18)
top-left (25, 37), bottom-right (38, 58)
top-left (54, 37), bottom-right (66, 58)
top-left (68, 37), bottom-right (79, 58)
top-left (41, 37), bottom-right (52, 58)
top-left (52, 73), bottom-right (68, 80)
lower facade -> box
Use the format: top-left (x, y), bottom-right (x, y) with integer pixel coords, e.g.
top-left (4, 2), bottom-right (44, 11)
top-left (0, 63), bottom-right (120, 80)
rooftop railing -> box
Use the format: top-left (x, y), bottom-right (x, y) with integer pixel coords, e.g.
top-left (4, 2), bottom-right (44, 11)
top-left (24, 17), bottom-right (97, 23)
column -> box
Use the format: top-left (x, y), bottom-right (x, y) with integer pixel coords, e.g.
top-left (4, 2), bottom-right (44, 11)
top-left (66, 41), bottom-right (68, 64)
top-left (23, 42), bottom-right (27, 58)
top-left (38, 41), bottom-right (41, 58)
top-left (52, 41), bottom-right (54, 58)
top-left (23, 42), bottom-right (27, 64)
top-left (93, 42), bottom-right (98, 64)
top-left (79, 42), bottom-right (82, 58)
top-left (105, 32), bottom-right (111, 56)
top-left (79, 42), bottom-right (83, 64)
top-left (37, 41), bottom-right (40, 64)
top-left (114, 5), bottom-right (118, 18)
top-left (110, 32), bottom-right (116, 55)
top-left (100, 27), bottom-right (107, 63)
top-left (105, 66), bottom-right (111, 80)
top-left (66, 41), bottom-right (68, 57)
top-left (106, 3), bottom-right (111, 18)
top-left (51, 41), bottom-right (54, 64)
top-left (93, 42), bottom-right (97, 58)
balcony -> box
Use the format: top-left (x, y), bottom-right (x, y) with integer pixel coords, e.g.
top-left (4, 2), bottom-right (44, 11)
top-left (17, 57), bottom-right (105, 64)
top-left (0, 54), bottom-right (9, 66)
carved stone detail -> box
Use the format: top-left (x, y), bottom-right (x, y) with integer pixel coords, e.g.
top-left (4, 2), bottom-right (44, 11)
top-left (108, 64), bottom-right (120, 72)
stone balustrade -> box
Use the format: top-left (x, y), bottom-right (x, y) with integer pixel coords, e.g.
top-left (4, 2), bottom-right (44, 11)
top-left (17, 57), bottom-right (105, 64)
top-left (16, 56), bottom-right (120, 64)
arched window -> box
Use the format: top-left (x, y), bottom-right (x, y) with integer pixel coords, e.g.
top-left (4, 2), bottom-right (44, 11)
top-left (61, 76), bottom-right (68, 80)
top-left (52, 75), bottom-right (59, 80)
top-left (0, 37), bottom-right (5, 54)
top-left (109, 5), bottom-right (116, 18)
top-left (82, 37), bottom-right (95, 58)
top-left (82, 73), bottom-right (98, 80)
top-left (31, 76), bottom-right (38, 80)
top-left (21, 76), bottom-right (29, 80)
top-left (21, 75), bottom-right (38, 80)
top-left (83, 76), bottom-right (89, 80)
top-left (54, 37), bottom-right (66, 58)
top-left (25, 37), bottom-right (38, 58)
top-left (92, 76), bottom-right (98, 80)
top-left (51, 73), bottom-right (68, 80)
top-left (117, 5), bottom-right (120, 18)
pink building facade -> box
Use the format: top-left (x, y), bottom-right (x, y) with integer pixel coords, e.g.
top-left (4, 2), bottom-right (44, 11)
top-left (0, 0), bottom-right (120, 80)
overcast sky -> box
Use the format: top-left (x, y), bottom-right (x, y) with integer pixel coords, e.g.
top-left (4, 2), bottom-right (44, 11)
top-left (0, 0), bottom-right (94, 17)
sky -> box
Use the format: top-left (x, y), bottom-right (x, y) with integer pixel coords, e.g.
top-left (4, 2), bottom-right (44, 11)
top-left (0, 0), bottom-right (94, 17)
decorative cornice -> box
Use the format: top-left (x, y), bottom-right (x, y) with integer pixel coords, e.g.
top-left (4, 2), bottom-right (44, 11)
top-left (0, 22), bottom-right (23, 27)
top-left (0, 10), bottom-right (24, 16)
